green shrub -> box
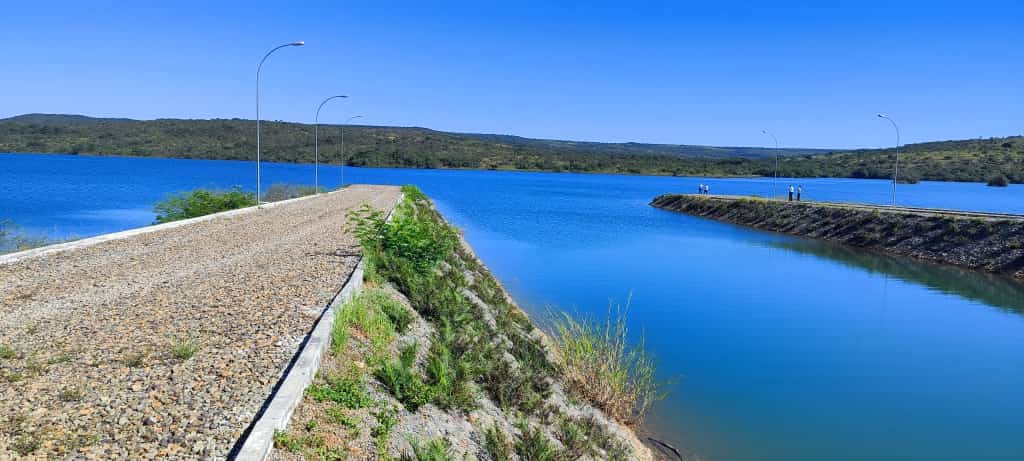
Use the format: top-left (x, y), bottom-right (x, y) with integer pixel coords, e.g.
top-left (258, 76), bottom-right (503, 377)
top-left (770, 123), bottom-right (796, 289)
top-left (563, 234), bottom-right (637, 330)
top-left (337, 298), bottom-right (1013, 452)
top-left (0, 345), bottom-right (15, 360)
top-left (153, 187), bottom-right (256, 223)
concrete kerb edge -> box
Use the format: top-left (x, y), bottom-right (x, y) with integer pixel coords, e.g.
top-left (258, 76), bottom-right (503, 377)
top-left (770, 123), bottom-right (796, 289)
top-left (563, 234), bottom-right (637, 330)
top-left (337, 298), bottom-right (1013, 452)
top-left (0, 188), bottom-right (345, 266)
top-left (234, 192), bottom-right (404, 461)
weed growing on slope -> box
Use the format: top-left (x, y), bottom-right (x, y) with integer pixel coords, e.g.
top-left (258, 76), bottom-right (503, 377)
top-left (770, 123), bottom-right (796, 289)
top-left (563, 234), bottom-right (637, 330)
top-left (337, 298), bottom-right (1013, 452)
top-left (375, 343), bottom-right (433, 410)
top-left (332, 289), bottom-right (397, 359)
top-left (551, 299), bottom-right (668, 427)
top-left (484, 426), bottom-right (514, 461)
top-left (307, 374), bottom-right (374, 409)
top-left (402, 438), bottom-right (456, 461)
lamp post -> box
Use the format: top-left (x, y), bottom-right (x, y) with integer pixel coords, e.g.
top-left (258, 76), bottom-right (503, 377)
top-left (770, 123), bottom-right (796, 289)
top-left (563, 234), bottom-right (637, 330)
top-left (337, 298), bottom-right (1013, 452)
top-left (314, 95), bottom-right (348, 191)
top-left (256, 41), bottom-right (304, 203)
top-left (340, 115), bottom-right (364, 188)
top-left (761, 129), bottom-right (780, 199)
top-left (877, 114), bottom-right (901, 206)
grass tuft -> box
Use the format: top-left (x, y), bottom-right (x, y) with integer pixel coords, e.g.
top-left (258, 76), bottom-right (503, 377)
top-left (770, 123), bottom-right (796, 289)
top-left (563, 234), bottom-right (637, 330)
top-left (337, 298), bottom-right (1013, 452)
top-left (170, 335), bottom-right (200, 361)
top-left (551, 298), bottom-right (668, 427)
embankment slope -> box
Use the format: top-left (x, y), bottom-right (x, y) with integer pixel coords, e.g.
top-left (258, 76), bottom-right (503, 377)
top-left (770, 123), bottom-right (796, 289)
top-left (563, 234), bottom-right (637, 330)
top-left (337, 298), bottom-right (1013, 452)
top-left (651, 194), bottom-right (1024, 280)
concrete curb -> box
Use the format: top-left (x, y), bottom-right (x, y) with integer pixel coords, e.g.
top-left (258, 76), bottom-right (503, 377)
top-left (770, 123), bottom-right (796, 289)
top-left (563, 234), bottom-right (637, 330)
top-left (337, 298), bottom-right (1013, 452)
top-left (234, 192), bottom-right (403, 461)
top-left (0, 188), bottom-right (344, 266)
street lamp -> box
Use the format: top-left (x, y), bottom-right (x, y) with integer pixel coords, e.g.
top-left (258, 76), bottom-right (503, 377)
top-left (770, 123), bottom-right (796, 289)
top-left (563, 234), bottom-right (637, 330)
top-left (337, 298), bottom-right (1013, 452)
top-left (256, 41), bottom-right (304, 203)
top-left (877, 114), bottom-right (901, 206)
top-left (340, 115), bottom-right (364, 188)
top-left (761, 129), bottom-right (780, 199)
top-left (314, 95), bottom-right (348, 191)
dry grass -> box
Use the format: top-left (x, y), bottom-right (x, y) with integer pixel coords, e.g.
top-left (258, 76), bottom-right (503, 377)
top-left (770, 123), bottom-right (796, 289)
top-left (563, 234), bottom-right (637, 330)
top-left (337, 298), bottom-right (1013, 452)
top-left (551, 297), bottom-right (667, 427)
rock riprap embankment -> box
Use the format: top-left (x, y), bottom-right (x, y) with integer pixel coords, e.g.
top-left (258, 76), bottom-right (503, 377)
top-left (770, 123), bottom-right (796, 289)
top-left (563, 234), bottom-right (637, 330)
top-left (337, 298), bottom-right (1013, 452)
top-left (0, 185), bottom-right (401, 459)
top-left (651, 194), bottom-right (1024, 280)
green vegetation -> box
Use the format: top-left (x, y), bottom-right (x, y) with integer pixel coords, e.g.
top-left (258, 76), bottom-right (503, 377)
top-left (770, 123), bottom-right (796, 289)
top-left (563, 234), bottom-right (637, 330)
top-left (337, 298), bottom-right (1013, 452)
top-left (0, 345), bottom-right (15, 360)
top-left (552, 302), bottom-right (666, 427)
top-left (484, 426), bottom-right (514, 461)
top-left (169, 335), bottom-right (200, 361)
top-left (374, 343), bottom-right (434, 411)
top-left (152, 188), bottom-right (256, 224)
top-left (306, 375), bottom-right (374, 409)
top-left (4, 114), bottom-right (1023, 183)
top-left (402, 439), bottom-right (457, 461)
top-left (350, 186), bottom-right (551, 415)
top-left (275, 186), bottom-right (656, 459)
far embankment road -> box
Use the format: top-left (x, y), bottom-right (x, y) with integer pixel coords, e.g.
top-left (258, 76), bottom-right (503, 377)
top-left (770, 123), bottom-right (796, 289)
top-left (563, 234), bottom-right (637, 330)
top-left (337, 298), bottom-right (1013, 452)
top-left (651, 194), bottom-right (1024, 281)
top-left (0, 185), bottom-right (401, 459)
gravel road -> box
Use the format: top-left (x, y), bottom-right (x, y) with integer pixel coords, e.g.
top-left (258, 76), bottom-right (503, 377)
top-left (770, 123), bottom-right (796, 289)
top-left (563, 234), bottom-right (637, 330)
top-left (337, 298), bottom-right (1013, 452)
top-left (0, 185), bottom-right (401, 459)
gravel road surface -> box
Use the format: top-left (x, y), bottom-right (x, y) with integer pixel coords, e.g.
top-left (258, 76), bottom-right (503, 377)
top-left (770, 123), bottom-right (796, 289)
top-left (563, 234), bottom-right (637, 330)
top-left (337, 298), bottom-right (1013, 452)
top-left (0, 185), bottom-right (401, 459)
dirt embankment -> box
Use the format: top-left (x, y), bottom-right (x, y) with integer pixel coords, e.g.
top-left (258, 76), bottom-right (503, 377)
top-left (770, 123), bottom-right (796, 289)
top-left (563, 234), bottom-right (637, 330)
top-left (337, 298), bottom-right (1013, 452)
top-left (651, 194), bottom-right (1024, 280)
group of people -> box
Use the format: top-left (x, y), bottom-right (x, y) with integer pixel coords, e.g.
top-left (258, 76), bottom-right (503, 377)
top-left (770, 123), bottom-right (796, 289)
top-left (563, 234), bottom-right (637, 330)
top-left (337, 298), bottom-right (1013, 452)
top-left (788, 185), bottom-right (803, 201)
top-left (697, 183), bottom-right (711, 195)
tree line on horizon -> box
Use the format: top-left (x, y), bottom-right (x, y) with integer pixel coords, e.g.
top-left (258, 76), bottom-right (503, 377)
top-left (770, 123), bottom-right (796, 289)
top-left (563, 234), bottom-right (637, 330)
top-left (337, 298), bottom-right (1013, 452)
top-left (1, 114), bottom-right (1021, 184)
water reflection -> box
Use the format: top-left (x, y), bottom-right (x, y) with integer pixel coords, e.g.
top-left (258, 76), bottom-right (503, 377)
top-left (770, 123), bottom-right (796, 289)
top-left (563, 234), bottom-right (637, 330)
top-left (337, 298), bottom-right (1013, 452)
top-left (772, 238), bottom-right (1024, 314)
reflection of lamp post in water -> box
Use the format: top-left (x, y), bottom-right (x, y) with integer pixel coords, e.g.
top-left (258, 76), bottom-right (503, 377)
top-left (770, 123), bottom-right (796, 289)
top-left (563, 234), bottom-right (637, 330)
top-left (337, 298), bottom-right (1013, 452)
top-left (340, 115), bottom-right (364, 188)
top-left (256, 41), bottom-right (305, 203)
top-left (877, 114), bottom-right (901, 206)
top-left (314, 95), bottom-right (348, 191)
top-left (761, 129), bottom-right (779, 199)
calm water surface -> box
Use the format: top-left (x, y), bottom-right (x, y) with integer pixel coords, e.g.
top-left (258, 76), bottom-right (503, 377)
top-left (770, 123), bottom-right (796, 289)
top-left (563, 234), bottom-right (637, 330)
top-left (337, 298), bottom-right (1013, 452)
top-left (3, 153), bottom-right (1024, 460)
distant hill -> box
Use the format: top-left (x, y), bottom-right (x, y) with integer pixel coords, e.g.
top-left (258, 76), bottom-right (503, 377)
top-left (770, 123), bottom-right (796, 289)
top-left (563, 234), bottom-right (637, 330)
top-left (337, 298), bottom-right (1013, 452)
top-left (0, 114), bottom-right (1021, 183)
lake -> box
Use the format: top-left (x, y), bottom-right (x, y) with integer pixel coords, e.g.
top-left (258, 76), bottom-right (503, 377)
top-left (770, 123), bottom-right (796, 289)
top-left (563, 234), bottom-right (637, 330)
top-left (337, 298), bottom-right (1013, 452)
top-left (3, 152), bottom-right (1024, 460)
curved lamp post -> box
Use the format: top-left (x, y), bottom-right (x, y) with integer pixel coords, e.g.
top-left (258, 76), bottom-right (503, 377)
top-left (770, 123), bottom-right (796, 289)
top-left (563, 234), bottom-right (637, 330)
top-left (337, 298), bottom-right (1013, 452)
top-left (256, 41), bottom-right (304, 203)
top-left (314, 95), bottom-right (348, 191)
top-left (761, 129), bottom-right (780, 199)
top-left (877, 114), bottom-right (901, 206)
top-left (340, 115), bottom-right (364, 188)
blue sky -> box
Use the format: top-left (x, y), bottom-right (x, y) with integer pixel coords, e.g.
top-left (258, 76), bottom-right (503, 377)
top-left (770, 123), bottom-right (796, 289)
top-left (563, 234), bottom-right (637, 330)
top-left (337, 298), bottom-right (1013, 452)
top-left (1, 1), bottom-right (1020, 148)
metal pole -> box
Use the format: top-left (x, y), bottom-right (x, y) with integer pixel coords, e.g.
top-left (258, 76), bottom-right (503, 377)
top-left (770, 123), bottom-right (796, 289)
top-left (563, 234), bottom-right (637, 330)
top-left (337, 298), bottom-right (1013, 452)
top-left (314, 95), bottom-right (347, 192)
top-left (877, 114), bottom-right (901, 205)
top-left (761, 129), bottom-right (779, 199)
top-left (340, 115), bottom-right (364, 188)
top-left (256, 41), bottom-right (304, 203)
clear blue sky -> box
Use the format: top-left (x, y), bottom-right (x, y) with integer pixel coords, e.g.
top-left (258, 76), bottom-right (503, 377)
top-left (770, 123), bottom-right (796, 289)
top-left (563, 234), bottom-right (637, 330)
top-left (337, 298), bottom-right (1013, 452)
top-left (2, 1), bottom-right (1021, 149)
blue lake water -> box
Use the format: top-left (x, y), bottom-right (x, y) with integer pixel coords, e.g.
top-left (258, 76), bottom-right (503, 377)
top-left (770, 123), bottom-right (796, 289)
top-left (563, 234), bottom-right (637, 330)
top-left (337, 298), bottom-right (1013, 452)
top-left (3, 152), bottom-right (1024, 460)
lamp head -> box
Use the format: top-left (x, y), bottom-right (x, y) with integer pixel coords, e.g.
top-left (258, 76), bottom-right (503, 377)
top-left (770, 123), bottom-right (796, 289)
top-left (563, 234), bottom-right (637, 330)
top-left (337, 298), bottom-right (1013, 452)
top-left (292, 41), bottom-right (305, 46)
top-left (877, 113), bottom-right (886, 118)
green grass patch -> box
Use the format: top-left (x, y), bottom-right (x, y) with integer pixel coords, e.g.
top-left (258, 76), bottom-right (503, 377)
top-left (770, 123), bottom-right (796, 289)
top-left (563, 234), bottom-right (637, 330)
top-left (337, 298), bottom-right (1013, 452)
top-left (169, 335), bottom-right (200, 361)
top-left (307, 374), bottom-right (374, 409)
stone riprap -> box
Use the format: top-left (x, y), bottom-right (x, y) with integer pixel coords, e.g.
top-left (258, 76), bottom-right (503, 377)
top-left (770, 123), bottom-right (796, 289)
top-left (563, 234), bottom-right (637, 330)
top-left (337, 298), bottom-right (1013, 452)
top-left (651, 194), bottom-right (1024, 280)
top-left (0, 185), bottom-right (401, 459)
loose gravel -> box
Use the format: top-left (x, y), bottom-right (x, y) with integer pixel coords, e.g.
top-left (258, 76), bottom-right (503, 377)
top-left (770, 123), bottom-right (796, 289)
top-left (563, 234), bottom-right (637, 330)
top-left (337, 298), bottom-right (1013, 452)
top-left (0, 185), bottom-right (401, 460)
